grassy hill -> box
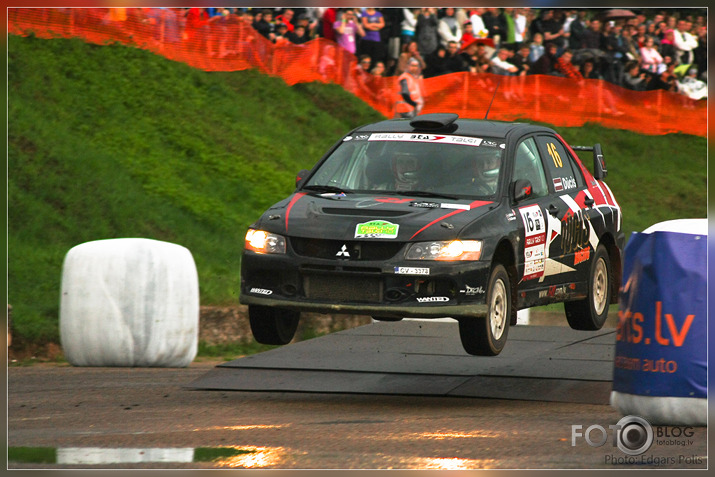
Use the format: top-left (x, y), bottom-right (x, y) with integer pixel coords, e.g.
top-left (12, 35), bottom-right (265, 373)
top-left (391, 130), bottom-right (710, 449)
top-left (7, 34), bottom-right (707, 346)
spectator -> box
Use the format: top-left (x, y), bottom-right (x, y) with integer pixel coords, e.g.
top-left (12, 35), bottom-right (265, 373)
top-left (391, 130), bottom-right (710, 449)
top-left (581, 60), bottom-right (602, 80)
top-left (321, 8), bottom-right (337, 42)
top-left (490, 48), bottom-right (518, 75)
top-left (370, 61), bottom-right (386, 76)
top-left (415, 8), bottom-right (440, 58)
top-left (437, 8), bottom-right (462, 48)
top-left (287, 24), bottom-right (309, 45)
top-left (483, 8), bottom-right (507, 47)
top-left (693, 24), bottom-right (707, 80)
top-left (460, 21), bottom-right (478, 49)
top-left (540, 9), bottom-right (569, 54)
top-left (676, 67), bottom-right (707, 100)
top-left (672, 19), bottom-right (698, 65)
top-left (253, 8), bottom-right (276, 42)
top-left (333, 8), bottom-right (364, 55)
top-left (640, 36), bottom-right (666, 74)
top-left (602, 24), bottom-right (628, 84)
top-left (184, 7), bottom-right (209, 45)
top-left (424, 45), bottom-right (450, 78)
top-left (511, 44), bottom-right (532, 75)
top-left (275, 8), bottom-right (294, 32)
top-left (529, 42), bottom-right (558, 75)
top-left (621, 25), bottom-right (641, 63)
top-left (501, 7), bottom-right (524, 49)
top-left (294, 13), bottom-right (317, 40)
top-left (553, 49), bottom-right (583, 79)
top-left (349, 54), bottom-right (375, 99)
top-left (562, 10), bottom-right (582, 48)
top-left (359, 8), bottom-right (386, 65)
top-left (650, 62), bottom-right (678, 92)
top-left (621, 61), bottom-right (647, 90)
top-left (400, 8), bottom-right (419, 49)
top-left (394, 57), bottom-right (425, 118)
top-left (659, 29), bottom-right (678, 62)
top-left (469, 8), bottom-right (489, 39)
top-left (528, 32), bottom-right (545, 62)
top-left (443, 40), bottom-right (464, 73)
top-left (396, 39), bottom-right (426, 74)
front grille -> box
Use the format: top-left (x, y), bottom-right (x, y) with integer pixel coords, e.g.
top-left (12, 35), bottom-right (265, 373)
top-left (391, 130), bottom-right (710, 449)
top-left (291, 238), bottom-right (403, 261)
top-left (303, 274), bottom-right (382, 303)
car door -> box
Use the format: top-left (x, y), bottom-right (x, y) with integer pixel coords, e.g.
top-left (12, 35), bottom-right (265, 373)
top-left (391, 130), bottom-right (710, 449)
top-left (510, 136), bottom-right (559, 292)
top-left (534, 134), bottom-right (594, 286)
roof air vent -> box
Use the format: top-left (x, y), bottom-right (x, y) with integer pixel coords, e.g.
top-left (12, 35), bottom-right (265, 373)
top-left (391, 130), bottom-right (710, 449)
top-left (409, 113), bottom-right (459, 130)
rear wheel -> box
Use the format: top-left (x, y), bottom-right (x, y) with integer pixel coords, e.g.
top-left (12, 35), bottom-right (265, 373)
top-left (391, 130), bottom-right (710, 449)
top-left (565, 244), bottom-right (611, 330)
top-left (458, 264), bottom-right (511, 356)
top-left (248, 305), bottom-right (300, 345)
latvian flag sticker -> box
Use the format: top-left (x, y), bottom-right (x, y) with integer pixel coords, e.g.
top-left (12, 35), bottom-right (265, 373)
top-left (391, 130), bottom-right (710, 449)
top-left (553, 177), bottom-right (564, 192)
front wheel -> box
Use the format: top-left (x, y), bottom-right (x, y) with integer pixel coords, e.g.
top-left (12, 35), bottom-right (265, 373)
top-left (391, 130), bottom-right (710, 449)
top-left (248, 305), bottom-right (300, 345)
top-left (565, 244), bottom-right (612, 330)
top-left (458, 264), bottom-right (511, 356)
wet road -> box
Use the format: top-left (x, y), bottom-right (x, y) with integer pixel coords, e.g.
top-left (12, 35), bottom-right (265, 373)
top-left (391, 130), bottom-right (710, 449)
top-left (7, 360), bottom-right (707, 470)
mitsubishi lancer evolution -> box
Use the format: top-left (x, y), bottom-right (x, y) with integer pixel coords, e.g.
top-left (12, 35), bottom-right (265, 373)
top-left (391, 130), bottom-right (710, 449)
top-left (240, 113), bottom-right (624, 356)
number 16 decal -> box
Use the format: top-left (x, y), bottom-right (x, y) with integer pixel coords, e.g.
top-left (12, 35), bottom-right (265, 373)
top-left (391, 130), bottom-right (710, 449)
top-left (519, 205), bottom-right (546, 280)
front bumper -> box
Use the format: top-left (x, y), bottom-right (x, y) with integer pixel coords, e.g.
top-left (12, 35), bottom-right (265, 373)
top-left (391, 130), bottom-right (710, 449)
top-left (239, 249), bottom-right (492, 319)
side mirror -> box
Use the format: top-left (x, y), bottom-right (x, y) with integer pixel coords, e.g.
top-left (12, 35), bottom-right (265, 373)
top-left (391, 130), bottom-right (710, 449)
top-left (593, 143), bottom-right (607, 180)
top-left (296, 169), bottom-right (310, 188)
top-left (513, 179), bottom-right (533, 202)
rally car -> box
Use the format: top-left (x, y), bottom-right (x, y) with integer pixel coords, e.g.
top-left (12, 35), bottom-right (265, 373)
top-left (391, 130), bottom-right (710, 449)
top-left (240, 113), bottom-right (624, 356)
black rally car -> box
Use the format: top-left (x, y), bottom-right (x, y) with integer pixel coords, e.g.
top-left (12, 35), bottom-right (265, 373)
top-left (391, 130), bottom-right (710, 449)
top-left (240, 113), bottom-right (624, 356)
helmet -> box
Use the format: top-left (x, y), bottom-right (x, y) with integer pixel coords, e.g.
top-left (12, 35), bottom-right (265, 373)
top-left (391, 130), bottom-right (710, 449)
top-left (475, 151), bottom-right (502, 192)
top-left (391, 153), bottom-right (421, 190)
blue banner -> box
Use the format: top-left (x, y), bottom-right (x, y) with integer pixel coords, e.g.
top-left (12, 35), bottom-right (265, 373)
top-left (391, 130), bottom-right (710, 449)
top-left (613, 228), bottom-right (706, 398)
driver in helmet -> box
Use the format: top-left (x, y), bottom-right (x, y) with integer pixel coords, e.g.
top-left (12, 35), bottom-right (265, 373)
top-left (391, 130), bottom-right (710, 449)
top-left (391, 152), bottom-right (422, 191)
top-left (459, 150), bottom-right (502, 195)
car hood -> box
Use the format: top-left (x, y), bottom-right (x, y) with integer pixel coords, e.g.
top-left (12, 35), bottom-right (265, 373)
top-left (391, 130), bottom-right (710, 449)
top-left (257, 192), bottom-right (496, 242)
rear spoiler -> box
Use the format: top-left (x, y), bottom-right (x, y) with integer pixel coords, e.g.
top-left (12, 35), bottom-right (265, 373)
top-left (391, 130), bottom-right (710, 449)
top-left (571, 144), bottom-right (607, 180)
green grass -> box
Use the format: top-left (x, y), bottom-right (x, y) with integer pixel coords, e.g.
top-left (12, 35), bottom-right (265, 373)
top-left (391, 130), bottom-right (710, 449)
top-left (7, 34), bottom-right (707, 348)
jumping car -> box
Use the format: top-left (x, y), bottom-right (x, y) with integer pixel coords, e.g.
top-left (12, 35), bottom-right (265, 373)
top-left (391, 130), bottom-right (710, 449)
top-left (240, 113), bottom-right (624, 356)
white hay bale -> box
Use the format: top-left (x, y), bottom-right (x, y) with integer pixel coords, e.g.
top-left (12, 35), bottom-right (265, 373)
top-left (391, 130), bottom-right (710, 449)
top-left (60, 238), bottom-right (199, 367)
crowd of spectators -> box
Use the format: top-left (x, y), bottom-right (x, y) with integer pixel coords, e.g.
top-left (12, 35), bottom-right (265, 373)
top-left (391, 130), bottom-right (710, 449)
top-left (140, 7), bottom-right (708, 100)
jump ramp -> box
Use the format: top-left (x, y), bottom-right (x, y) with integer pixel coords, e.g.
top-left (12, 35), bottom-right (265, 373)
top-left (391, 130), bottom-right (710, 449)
top-left (189, 321), bottom-right (616, 404)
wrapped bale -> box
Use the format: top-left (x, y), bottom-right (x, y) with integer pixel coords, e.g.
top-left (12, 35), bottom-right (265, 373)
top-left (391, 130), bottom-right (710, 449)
top-left (60, 238), bottom-right (199, 367)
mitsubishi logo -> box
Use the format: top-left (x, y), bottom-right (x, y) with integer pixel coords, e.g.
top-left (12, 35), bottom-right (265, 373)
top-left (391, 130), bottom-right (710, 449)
top-left (336, 244), bottom-right (351, 258)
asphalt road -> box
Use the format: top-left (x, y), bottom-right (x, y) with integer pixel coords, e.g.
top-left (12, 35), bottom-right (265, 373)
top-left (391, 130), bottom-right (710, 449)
top-left (7, 358), bottom-right (708, 470)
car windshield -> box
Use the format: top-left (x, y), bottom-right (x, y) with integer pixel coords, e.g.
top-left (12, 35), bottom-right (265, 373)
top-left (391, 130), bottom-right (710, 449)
top-left (303, 134), bottom-right (505, 199)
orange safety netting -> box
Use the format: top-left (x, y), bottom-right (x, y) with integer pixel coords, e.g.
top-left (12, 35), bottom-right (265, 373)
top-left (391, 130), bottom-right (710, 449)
top-left (9, 8), bottom-right (706, 137)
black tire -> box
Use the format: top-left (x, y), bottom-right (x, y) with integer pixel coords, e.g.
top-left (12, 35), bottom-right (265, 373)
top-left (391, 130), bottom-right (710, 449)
top-left (248, 305), bottom-right (300, 345)
top-left (458, 264), bottom-right (511, 356)
top-left (565, 244), bottom-right (611, 330)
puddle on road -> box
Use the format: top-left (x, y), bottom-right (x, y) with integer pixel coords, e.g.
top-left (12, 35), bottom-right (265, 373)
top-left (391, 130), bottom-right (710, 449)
top-left (8, 446), bottom-right (284, 467)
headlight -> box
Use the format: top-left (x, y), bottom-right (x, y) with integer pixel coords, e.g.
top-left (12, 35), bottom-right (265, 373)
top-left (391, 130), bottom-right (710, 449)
top-left (245, 229), bottom-right (286, 254)
top-left (405, 240), bottom-right (482, 261)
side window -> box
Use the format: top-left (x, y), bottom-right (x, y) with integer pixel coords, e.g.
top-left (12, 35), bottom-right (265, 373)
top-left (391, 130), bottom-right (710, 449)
top-left (513, 137), bottom-right (548, 198)
top-left (537, 136), bottom-right (582, 192)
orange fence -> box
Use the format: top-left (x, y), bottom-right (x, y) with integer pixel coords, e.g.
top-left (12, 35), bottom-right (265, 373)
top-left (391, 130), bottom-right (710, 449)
top-left (9, 8), bottom-right (706, 137)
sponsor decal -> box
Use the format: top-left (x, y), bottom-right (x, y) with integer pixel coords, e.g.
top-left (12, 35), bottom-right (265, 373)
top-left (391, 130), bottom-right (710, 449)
top-left (574, 246), bottom-right (591, 265)
top-left (461, 285), bottom-right (486, 296)
top-left (355, 220), bottom-right (399, 239)
top-left (250, 288), bottom-right (273, 296)
top-left (354, 134), bottom-right (370, 140)
top-left (394, 266), bottom-right (430, 275)
top-left (562, 176), bottom-right (577, 189)
top-left (336, 245), bottom-right (351, 258)
top-left (505, 210), bottom-right (517, 221)
top-left (416, 296), bottom-right (450, 303)
top-left (375, 197), bottom-right (412, 204)
top-left (411, 201), bottom-right (440, 208)
top-left (519, 205), bottom-right (547, 280)
top-left (481, 140), bottom-right (499, 147)
top-left (539, 285), bottom-right (566, 299)
top-left (343, 136), bottom-right (353, 141)
top-left (553, 177), bottom-right (564, 192)
top-left (440, 203), bottom-right (470, 210)
top-left (561, 208), bottom-right (591, 254)
top-left (368, 133), bottom-right (484, 147)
